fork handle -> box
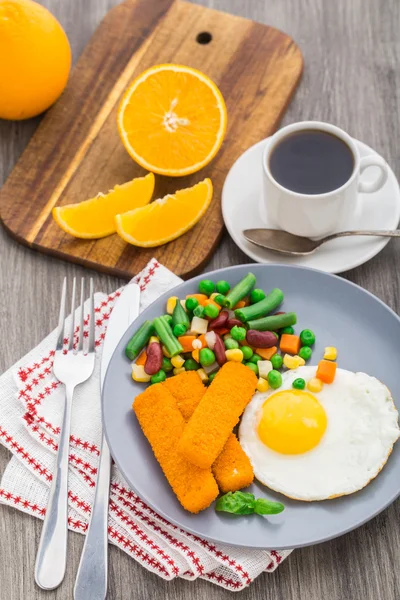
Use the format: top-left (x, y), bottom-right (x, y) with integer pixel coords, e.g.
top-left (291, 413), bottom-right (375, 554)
top-left (35, 384), bottom-right (74, 590)
top-left (74, 436), bottom-right (111, 600)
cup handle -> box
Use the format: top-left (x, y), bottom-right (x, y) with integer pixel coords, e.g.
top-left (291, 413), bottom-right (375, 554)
top-left (358, 155), bottom-right (388, 193)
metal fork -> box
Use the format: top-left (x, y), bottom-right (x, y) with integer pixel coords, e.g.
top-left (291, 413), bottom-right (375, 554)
top-left (35, 277), bottom-right (96, 590)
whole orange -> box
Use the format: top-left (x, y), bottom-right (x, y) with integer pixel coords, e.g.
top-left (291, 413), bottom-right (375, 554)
top-left (0, 0), bottom-right (71, 120)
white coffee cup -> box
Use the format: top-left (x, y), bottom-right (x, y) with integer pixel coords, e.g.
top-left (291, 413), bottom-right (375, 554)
top-left (262, 121), bottom-right (389, 238)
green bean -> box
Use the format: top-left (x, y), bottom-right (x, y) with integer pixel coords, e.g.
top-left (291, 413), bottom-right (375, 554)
top-left (153, 317), bottom-right (183, 357)
top-left (125, 320), bottom-right (154, 360)
top-left (222, 273), bottom-right (257, 309)
top-left (234, 288), bottom-right (284, 322)
top-left (171, 299), bottom-right (190, 331)
top-left (247, 312), bottom-right (297, 331)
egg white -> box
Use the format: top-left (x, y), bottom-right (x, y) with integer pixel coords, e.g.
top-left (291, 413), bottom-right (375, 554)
top-left (239, 366), bottom-right (400, 501)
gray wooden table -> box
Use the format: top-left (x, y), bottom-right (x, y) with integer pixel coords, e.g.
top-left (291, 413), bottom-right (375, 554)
top-left (1, 0), bottom-right (399, 598)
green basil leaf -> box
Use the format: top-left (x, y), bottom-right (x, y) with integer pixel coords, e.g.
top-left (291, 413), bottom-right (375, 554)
top-left (254, 498), bottom-right (285, 515)
top-left (215, 491), bottom-right (256, 515)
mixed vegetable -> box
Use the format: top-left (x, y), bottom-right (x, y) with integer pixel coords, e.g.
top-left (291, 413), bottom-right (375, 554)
top-left (126, 272), bottom-right (337, 391)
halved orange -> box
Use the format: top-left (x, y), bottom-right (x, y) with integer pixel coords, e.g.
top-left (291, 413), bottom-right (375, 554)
top-left (52, 173), bottom-right (154, 238)
top-left (115, 178), bottom-right (213, 247)
top-left (117, 64), bottom-right (227, 177)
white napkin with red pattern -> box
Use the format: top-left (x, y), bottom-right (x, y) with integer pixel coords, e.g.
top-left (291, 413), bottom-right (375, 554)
top-left (0, 258), bottom-right (290, 590)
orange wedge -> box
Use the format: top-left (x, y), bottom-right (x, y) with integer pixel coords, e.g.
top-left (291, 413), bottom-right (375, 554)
top-left (116, 178), bottom-right (213, 247)
top-left (117, 64), bottom-right (227, 177)
top-left (52, 173), bottom-right (154, 238)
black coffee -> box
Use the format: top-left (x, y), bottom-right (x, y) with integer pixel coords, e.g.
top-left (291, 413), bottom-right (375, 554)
top-left (269, 130), bottom-right (354, 195)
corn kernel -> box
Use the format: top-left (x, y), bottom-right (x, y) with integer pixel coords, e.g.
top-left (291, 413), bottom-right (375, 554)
top-left (162, 345), bottom-right (172, 358)
top-left (297, 356), bottom-right (306, 366)
top-left (307, 377), bottom-right (324, 393)
top-left (225, 349), bottom-right (244, 362)
top-left (173, 367), bottom-right (186, 376)
top-left (283, 354), bottom-right (303, 369)
top-left (258, 360), bottom-right (273, 380)
top-left (197, 368), bottom-right (209, 383)
top-left (171, 355), bottom-right (185, 369)
top-left (132, 364), bottom-right (151, 383)
top-left (166, 296), bottom-right (179, 314)
top-left (191, 316), bottom-right (208, 334)
top-left (192, 339), bottom-right (202, 350)
top-left (324, 346), bottom-right (337, 361)
top-left (180, 300), bottom-right (188, 311)
top-left (256, 377), bottom-right (269, 393)
top-left (149, 336), bottom-right (159, 344)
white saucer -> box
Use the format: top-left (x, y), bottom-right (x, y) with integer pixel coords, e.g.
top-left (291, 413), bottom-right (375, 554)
top-left (222, 138), bottom-right (400, 273)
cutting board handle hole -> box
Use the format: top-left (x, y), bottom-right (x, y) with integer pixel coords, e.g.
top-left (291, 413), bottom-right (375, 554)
top-left (196, 32), bottom-right (212, 44)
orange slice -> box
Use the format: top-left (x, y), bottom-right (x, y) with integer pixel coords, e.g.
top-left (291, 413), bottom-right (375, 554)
top-left (117, 64), bottom-right (227, 177)
top-left (52, 173), bottom-right (154, 239)
top-left (116, 178), bottom-right (213, 247)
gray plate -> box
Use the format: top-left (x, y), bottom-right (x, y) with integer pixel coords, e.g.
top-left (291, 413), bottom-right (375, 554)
top-left (102, 264), bottom-right (400, 549)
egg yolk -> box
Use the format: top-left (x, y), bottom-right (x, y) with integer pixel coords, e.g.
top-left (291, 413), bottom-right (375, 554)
top-left (257, 390), bottom-right (327, 454)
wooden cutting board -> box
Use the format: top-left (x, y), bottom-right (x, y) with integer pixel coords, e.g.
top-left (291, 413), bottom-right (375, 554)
top-left (0, 0), bottom-right (303, 279)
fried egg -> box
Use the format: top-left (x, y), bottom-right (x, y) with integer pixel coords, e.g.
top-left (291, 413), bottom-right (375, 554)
top-left (239, 366), bottom-right (400, 501)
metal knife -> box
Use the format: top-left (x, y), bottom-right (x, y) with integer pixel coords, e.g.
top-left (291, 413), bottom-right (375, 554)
top-left (74, 283), bottom-right (140, 600)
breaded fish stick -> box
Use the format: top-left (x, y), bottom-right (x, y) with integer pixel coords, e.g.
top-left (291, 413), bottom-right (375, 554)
top-left (133, 384), bottom-right (218, 513)
top-left (165, 371), bottom-right (254, 491)
top-left (178, 362), bottom-right (257, 469)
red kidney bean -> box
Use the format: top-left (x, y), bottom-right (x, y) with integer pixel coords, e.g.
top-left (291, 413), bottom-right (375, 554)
top-left (246, 330), bottom-right (278, 348)
top-left (275, 311), bottom-right (285, 315)
top-left (208, 310), bottom-right (229, 330)
top-left (213, 334), bottom-right (227, 366)
top-left (144, 342), bottom-right (163, 375)
top-left (227, 318), bottom-right (243, 329)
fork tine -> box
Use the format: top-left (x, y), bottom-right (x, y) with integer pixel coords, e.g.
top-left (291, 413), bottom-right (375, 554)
top-left (88, 278), bottom-right (95, 353)
top-left (68, 278), bottom-right (77, 351)
top-left (77, 278), bottom-right (85, 353)
top-left (56, 278), bottom-right (67, 351)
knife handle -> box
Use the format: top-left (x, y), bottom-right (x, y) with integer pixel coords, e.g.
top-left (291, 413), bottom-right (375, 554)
top-left (74, 436), bottom-right (111, 600)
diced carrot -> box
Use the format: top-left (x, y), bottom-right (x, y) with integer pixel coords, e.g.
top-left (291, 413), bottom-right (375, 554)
top-left (233, 300), bottom-right (246, 309)
top-left (178, 335), bottom-right (197, 353)
top-left (186, 294), bottom-right (208, 306)
top-left (316, 360), bottom-right (337, 384)
top-left (192, 348), bottom-right (200, 362)
top-left (255, 346), bottom-right (277, 360)
top-left (197, 334), bottom-right (207, 348)
top-left (213, 327), bottom-right (230, 336)
top-left (136, 349), bottom-right (147, 366)
top-left (280, 334), bottom-right (301, 355)
top-left (204, 298), bottom-right (221, 312)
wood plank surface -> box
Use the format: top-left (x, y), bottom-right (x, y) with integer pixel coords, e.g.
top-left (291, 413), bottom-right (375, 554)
top-left (0, 0), bottom-right (302, 279)
top-left (0, 0), bottom-right (399, 599)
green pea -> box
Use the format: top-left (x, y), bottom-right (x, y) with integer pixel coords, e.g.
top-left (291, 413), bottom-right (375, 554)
top-left (193, 305), bottom-right (205, 318)
top-left (185, 297), bottom-right (199, 312)
top-left (162, 357), bottom-right (173, 372)
top-left (271, 354), bottom-right (283, 370)
top-left (299, 346), bottom-right (312, 361)
top-left (184, 358), bottom-right (199, 371)
top-left (241, 346), bottom-right (254, 360)
top-left (268, 369), bottom-right (282, 389)
top-left (173, 323), bottom-right (187, 337)
top-left (230, 325), bottom-right (247, 341)
top-left (204, 304), bottom-right (219, 319)
top-left (151, 369), bottom-right (167, 384)
top-left (216, 280), bottom-right (230, 295)
top-left (162, 314), bottom-right (173, 326)
top-left (208, 372), bottom-right (217, 384)
top-left (249, 354), bottom-right (262, 364)
top-left (199, 348), bottom-right (216, 367)
top-left (250, 288), bottom-right (266, 304)
top-left (292, 377), bottom-right (306, 390)
top-left (214, 294), bottom-right (226, 306)
top-left (224, 338), bottom-right (239, 350)
top-left (245, 362), bottom-right (259, 375)
top-left (280, 326), bottom-right (294, 335)
top-left (300, 329), bottom-right (316, 347)
top-left (199, 279), bottom-right (215, 296)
